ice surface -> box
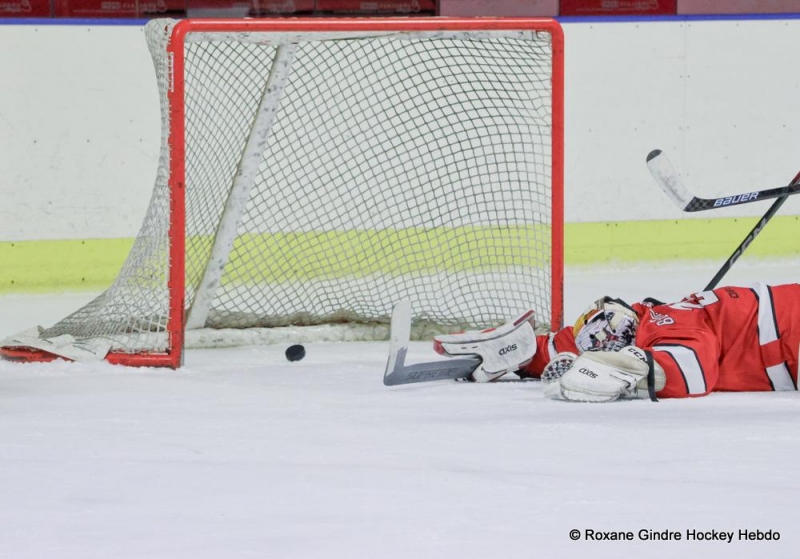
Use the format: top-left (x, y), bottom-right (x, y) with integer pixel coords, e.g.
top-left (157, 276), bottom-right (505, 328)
top-left (1, 261), bottom-right (799, 558)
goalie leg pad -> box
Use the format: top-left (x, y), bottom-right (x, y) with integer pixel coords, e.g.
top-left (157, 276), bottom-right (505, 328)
top-left (548, 346), bottom-right (666, 402)
top-left (434, 310), bottom-right (537, 382)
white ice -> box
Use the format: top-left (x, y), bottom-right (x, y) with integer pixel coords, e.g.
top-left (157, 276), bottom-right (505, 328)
top-left (1, 260), bottom-right (799, 558)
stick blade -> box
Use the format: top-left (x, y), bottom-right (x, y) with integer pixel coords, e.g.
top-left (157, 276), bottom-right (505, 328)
top-left (384, 357), bottom-right (481, 386)
top-left (646, 149), bottom-right (693, 210)
top-left (383, 300), bottom-right (480, 386)
top-left (384, 300), bottom-right (412, 385)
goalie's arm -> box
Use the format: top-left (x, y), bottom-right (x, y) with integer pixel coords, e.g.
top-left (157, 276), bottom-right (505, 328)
top-left (631, 308), bottom-right (721, 397)
top-left (647, 338), bottom-right (718, 398)
top-left (615, 322), bottom-right (720, 398)
top-left (517, 327), bottom-right (579, 378)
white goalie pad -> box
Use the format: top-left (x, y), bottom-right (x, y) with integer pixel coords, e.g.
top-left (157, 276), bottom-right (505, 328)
top-left (545, 346), bottom-right (666, 402)
top-left (434, 310), bottom-right (537, 382)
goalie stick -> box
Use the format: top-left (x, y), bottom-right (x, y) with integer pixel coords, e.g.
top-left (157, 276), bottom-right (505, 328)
top-left (646, 149), bottom-right (800, 212)
top-left (383, 301), bottom-right (481, 386)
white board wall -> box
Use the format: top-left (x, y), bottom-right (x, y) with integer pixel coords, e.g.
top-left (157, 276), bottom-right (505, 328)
top-left (1, 19), bottom-right (799, 241)
top-left (0, 25), bottom-right (159, 242)
top-left (566, 19), bottom-right (800, 222)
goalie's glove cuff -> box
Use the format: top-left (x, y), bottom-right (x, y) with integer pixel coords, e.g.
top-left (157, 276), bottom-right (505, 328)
top-left (434, 310), bottom-right (537, 382)
top-left (541, 351), bottom-right (578, 399)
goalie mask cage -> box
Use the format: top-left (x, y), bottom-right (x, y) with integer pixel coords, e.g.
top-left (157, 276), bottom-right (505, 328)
top-left (1, 17), bottom-right (564, 368)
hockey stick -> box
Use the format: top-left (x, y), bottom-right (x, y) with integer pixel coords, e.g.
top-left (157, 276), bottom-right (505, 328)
top-left (703, 197), bottom-right (785, 291)
top-left (646, 149), bottom-right (800, 212)
top-left (383, 301), bottom-right (481, 386)
top-left (704, 169), bottom-right (800, 291)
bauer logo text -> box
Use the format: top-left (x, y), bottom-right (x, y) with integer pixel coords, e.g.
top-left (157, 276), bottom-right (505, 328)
top-left (714, 193), bottom-right (758, 207)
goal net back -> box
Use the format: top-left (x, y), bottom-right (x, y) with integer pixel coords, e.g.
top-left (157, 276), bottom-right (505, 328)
top-left (3, 18), bottom-right (563, 367)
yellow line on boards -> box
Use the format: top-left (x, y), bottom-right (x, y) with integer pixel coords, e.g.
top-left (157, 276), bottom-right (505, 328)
top-left (1, 216), bottom-right (798, 294)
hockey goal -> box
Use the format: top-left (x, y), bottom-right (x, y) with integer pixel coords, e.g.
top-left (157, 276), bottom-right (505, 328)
top-left (1, 17), bottom-right (564, 368)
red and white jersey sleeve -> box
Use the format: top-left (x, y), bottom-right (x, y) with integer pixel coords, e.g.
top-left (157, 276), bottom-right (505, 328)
top-left (632, 296), bottom-right (720, 398)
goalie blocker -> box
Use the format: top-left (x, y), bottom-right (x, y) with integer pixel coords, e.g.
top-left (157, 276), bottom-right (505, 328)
top-left (433, 310), bottom-right (537, 382)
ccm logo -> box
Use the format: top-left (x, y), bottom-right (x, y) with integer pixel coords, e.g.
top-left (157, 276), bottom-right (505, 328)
top-left (579, 367), bottom-right (598, 378)
top-left (499, 344), bottom-right (517, 355)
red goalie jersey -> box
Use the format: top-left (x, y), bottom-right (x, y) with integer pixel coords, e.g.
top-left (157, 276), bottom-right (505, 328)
top-left (523, 283), bottom-right (800, 398)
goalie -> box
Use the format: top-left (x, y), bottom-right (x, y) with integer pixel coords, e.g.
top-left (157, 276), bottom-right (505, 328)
top-left (434, 282), bottom-right (800, 402)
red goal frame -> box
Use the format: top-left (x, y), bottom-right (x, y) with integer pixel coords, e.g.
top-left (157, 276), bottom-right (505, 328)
top-left (2, 17), bottom-right (564, 368)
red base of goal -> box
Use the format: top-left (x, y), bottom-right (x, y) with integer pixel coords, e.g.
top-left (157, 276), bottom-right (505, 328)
top-left (0, 347), bottom-right (62, 364)
top-left (0, 346), bottom-right (179, 368)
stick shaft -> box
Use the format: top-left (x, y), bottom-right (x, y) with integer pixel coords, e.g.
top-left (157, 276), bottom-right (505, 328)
top-left (703, 197), bottom-right (787, 291)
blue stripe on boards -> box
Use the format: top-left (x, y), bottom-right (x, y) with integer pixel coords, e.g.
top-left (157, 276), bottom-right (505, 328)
top-left (558, 13), bottom-right (800, 24)
top-left (4, 13), bottom-right (800, 26)
top-left (0, 18), bottom-right (149, 26)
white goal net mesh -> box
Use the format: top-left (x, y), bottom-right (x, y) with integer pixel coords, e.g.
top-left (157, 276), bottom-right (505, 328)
top-left (31, 19), bottom-right (560, 355)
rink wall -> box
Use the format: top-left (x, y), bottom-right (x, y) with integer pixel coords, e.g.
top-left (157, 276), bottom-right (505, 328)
top-left (2, 17), bottom-right (800, 292)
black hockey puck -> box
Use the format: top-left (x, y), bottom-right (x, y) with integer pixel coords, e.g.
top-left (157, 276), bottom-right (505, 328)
top-left (285, 344), bottom-right (306, 362)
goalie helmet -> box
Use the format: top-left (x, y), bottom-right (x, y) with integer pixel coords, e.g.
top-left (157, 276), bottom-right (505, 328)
top-left (573, 296), bottom-right (639, 353)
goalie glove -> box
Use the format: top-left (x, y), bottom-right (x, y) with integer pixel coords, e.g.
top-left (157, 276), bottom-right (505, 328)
top-left (542, 346), bottom-right (666, 403)
top-left (433, 310), bottom-right (537, 382)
